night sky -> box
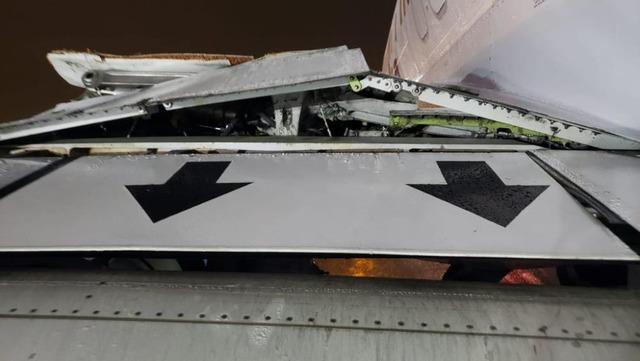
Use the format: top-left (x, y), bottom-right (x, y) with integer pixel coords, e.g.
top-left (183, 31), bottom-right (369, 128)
top-left (0, 0), bottom-right (396, 122)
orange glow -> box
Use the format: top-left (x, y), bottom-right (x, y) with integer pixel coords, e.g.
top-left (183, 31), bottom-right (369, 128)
top-left (315, 259), bottom-right (559, 285)
top-left (346, 258), bottom-right (376, 277)
top-left (314, 258), bottom-right (449, 280)
top-left (500, 268), bottom-right (559, 285)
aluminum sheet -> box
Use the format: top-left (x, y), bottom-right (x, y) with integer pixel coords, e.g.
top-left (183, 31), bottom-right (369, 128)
top-left (0, 271), bottom-right (638, 361)
top-left (0, 153), bottom-right (635, 260)
top-left (0, 93), bottom-right (147, 141)
top-left (532, 150), bottom-right (640, 231)
top-left (0, 157), bottom-right (59, 190)
top-left (83, 46), bottom-right (369, 112)
top-left (0, 46), bottom-right (369, 141)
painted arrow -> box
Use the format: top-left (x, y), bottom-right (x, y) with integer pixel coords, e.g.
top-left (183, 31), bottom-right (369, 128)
top-left (408, 161), bottom-right (548, 227)
top-left (126, 161), bottom-right (251, 223)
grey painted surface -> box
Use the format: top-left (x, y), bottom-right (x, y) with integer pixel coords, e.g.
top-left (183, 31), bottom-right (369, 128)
top-left (0, 271), bottom-right (638, 360)
top-left (532, 150), bottom-right (640, 231)
top-left (85, 46), bottom-right (369, 112)
top-left (0, 157), bottom-right (58, 189)
top-left (0, 153), bottom-right (634, 260)
top-left (151, 47), bottom-right (369, 107)
top-left (384, 0), bottom-right (640, 142)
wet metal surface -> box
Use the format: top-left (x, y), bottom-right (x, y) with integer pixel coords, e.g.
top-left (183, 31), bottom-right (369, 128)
top-left (532, 150), bottom-right (640, 231)
top-left (0, 152), bottom-right (635, 260)
top-left (0, 271), bottom-right (637, 360)
top-left (409, 161), bottom-right (548, 227)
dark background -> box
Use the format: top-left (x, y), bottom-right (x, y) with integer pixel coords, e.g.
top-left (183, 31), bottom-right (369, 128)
top-left (0, 0), bottom-right (396, 122)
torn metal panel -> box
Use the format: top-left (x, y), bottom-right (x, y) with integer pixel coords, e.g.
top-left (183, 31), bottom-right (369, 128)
top-left (0, 271), bottom-right (638, 361)
top-left (531, 150), bottom-right (640, 232)
top-left (48, 50), bottom-right (252, 88)
top-left (0, 153), bottom-right (635, 260)
top-left (99, 46), bottom-right (370, 112)
top-left (0, 47), bottom-right (369, 141)
top-left (5, 137), bottom-right (542, 155)
top-left (383, 0), bottom-right (640, 143)
top-left (0, 93), bottom-right (147, 141)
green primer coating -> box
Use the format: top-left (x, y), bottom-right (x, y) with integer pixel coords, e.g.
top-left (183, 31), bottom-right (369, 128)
top-left (390, 116), bottom-right (567, 143)
top-left (349, 77), bottom-right (363, 92)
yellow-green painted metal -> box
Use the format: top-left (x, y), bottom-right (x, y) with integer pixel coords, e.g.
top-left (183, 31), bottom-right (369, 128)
top-left (390, 115), bottom-right (567, 143)
top-left (348, 76), bottom-right (363, 92)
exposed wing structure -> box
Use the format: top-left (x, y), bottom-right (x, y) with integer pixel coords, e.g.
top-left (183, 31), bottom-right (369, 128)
top-left (1, 46), bottom-right (638, 150)
top-left (0, 34), bottom-right (639, 360)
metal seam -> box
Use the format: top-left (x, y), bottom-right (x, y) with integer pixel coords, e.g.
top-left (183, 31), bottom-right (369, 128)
top-left (0, 157), bottom-right (77, 199)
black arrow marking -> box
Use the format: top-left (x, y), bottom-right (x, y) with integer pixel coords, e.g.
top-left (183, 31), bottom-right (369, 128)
top-left (126, 161), bottom-right (251, 223)
top-left (408, 161), bottom-right (548, 227)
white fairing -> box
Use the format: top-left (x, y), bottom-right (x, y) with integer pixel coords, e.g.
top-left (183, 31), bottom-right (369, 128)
top-left (48, 51), bottom-right (233, 88)
top-left (383, 0), bottom-right (640, 142)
